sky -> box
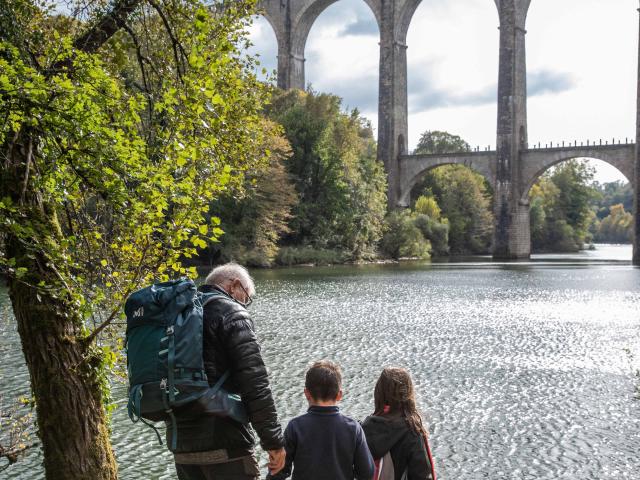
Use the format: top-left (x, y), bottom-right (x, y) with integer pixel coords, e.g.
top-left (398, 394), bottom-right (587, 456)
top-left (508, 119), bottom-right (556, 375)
top-left (245, 0), bottom-right (639, 184)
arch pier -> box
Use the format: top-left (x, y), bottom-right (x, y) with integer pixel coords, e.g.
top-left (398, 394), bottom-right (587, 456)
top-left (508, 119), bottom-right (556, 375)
top-left (257, 0), bottom-right (640, 264)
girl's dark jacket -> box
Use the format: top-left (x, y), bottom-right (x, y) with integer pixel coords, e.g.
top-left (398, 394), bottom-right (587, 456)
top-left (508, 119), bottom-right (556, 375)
top-left (361, 415), bottom-right (434, 480)
top-left (167, 284), bottom-right (284, 455)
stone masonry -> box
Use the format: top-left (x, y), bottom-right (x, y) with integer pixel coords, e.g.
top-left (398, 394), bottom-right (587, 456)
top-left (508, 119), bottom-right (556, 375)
top-left (256, 0), bottom-right (640, 263)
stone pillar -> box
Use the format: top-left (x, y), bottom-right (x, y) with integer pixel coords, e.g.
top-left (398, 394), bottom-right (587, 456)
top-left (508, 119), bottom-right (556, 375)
top-left (493, 0), bottom-right (531, 259)
top-left (376, 0), bottom-right (416, 208)
top-left (277, 42), bottom-right (305, 90)
top-left (259, 0), bottom-right (307, 91)
top-left (634, 5), bottom-right (640, 265)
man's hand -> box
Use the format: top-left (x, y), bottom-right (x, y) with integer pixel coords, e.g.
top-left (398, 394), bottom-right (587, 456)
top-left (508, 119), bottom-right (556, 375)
top-left (267, 447), bottom-right (286, 474)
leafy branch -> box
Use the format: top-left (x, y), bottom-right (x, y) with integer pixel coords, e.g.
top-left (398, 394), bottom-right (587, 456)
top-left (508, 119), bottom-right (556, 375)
top-left (0, 397), bottom-right (37, 473)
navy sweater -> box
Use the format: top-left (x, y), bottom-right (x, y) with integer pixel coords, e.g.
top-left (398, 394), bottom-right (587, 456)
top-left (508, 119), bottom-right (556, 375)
top-left (268, 406), bottom-right (374, 480)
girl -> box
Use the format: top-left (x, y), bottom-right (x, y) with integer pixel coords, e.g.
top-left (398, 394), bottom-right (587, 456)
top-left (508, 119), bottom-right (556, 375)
top-left (361, 368), bottom-right (436, 480)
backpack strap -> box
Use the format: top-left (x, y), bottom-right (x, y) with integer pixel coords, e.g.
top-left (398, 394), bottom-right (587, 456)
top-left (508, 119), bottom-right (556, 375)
top-left (166, 324), bottom-right (176, 403)
top-left (162, 389), bottom-right (178, 451)
top-left (127, 385), bottom-right (163, 445)
top-left (200, 291), bottom-right (223, 307)
top-left (164, 321), bottom-right (178, 450)
top-left (420, 433), bottom-right (436, 480)
top-left (211, 371), bottom-right (230, 393)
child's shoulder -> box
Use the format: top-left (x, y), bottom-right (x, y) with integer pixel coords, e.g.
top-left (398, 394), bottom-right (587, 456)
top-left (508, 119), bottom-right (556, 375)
top-left (337, 412), bottom-right (365, 430)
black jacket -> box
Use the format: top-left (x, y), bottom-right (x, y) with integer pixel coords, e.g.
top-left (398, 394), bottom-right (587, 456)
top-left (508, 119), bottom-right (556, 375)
top-left (168, 284), bottom-right (284, 454)
top-left (361, 415), bottom-right (433, 480)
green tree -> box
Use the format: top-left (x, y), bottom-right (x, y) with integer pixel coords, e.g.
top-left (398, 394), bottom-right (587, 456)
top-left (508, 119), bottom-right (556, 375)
top-left (591, 180), bottom-right (633, 220)
top-left (596, 204), bottom-right (633, 243)
top-left (411, 195), bottom-right (449, 255)
top-left (529, 160), bottom-right (599, 252)
top-left (380, 210), bottom-right (431, 260)
top-left (411, 131), bottom-right (493, 254)
top-left (267, 90), bottom-right (387, 260)
top-left (414, 195), bottom-right (441, 220)
top-left (208, 121), bottom-right (298, 267)
top-left (0, 1), bottom-right (270, 477)
top-left (529, 178), bottom-right (558, 249)
top-left (414, 130), bottom-right (471, 155)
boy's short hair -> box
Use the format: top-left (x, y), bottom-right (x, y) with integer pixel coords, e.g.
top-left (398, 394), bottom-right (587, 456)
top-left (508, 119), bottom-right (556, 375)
top-left (305, 360), bottom-right (342, 401)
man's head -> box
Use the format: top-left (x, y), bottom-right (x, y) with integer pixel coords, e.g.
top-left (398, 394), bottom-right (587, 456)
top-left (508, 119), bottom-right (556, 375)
top-left (304, 360), bottom-right (343, 406)
top-left (205, 263), bottom-right (255, 307)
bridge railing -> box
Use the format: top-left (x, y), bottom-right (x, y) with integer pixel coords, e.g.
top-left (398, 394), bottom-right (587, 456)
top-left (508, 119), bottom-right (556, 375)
top-left (407, 137), bottom-right (635, 156)
top-left (526, 138), bottom-right (635, 150)
top-left (408, 146), bottom-right (495, 155)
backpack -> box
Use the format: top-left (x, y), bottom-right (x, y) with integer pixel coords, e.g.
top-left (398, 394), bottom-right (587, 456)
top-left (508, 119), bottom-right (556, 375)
top-left (124, 278), bottom-right (247, 451)
top-left (373, 433), bottom-right (437, 480)
top-left (373, 452), bottom-right (407, 480)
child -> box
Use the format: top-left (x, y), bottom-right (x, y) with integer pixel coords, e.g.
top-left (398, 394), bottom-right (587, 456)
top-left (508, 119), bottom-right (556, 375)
top-left (361, 367), bottom-right (436, 480)
top-left (268, 360), bottom-right (374, 480)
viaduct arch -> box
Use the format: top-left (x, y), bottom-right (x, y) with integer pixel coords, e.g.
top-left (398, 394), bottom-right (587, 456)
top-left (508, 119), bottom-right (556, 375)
top-left (256, 0), bottom-right (640, 265)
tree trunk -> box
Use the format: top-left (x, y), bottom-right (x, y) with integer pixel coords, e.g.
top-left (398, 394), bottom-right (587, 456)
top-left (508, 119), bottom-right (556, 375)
top-left (8, 276), bottom-right (118, 480)
top-left (4, 133), bottom-right (118, 480)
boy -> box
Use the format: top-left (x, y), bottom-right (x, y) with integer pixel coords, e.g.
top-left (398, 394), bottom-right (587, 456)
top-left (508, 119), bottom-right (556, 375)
top-left (268, 360), bottom-right (374, 480)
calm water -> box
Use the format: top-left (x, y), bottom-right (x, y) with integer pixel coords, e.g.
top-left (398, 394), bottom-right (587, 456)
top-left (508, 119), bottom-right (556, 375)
top-left (1, 245), bottom-right (639, 479)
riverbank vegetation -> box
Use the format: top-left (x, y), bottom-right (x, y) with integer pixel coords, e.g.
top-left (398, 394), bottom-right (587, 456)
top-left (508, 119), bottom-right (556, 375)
top-left (592, 181), bottom-right (634, 244)
top-left (204, 89), bottom-right (388, 266)
top-left (207, 126), bottom-right (494, 266)
top-left (205, 118), bottom-right (632, 266)
top-left (530, 163), bottom-right (633, 252)
top-left (410, 131), bottom-right (493, 255)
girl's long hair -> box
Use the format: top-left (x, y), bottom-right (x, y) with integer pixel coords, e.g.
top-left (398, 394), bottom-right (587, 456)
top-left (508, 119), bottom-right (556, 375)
top-left (373, 367), bottom-right (429, 442)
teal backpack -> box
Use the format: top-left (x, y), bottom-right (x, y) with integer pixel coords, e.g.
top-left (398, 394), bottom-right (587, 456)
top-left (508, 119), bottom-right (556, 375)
top-left (124, 278), bottom-right (247, 451)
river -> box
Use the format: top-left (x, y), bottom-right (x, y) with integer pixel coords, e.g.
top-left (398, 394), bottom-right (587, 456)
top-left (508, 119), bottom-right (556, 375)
top-left (1, 245), bottom-right (639, 479)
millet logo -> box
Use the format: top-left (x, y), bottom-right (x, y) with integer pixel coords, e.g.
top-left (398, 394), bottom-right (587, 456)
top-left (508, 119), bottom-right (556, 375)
top-left (132, 306), bottom-right (144, 318)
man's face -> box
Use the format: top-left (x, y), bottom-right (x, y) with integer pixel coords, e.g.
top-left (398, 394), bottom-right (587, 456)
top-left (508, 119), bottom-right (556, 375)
top-left (228, 278), bottom-right (252, 307)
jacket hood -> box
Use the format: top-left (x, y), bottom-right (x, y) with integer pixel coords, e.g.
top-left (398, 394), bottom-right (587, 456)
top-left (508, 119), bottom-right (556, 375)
top-left (361, 415), bottom-right (410, 458)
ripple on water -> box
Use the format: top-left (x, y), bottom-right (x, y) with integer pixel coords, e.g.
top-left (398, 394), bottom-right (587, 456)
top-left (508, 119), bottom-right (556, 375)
top-left (1, 257), bottom-right (640, 479)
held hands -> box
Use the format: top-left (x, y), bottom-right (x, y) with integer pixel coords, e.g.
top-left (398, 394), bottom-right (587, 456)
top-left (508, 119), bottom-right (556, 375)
top-left (267, 447), bottom-right (286, 475)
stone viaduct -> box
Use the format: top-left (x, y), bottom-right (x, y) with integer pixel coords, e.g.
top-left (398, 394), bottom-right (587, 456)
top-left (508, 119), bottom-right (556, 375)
top-left (256, 0), bottom-right (640, 264)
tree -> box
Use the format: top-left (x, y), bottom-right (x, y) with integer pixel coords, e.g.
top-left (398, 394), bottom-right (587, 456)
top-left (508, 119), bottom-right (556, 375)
top-left (412, 195), bottom-right (449, 255)
top-left (208, 120), bottom-right (298, 267)
top-left (414, 130), bottom-right (471, 155)
top-left (266, 90), bottom-right (387, 260)
top-left (591, 180), bottom-right (633, 220)
top-left (529, 160), bottom-right (599, 252)
top-left (0, 1), bottom-right (270, 478)
top-left (414, 195), bottom-right (441, 220)
top-left (529, 177), bottom-right (558, 249)
top-left (410, 131), bottom-right (493, 254)
top-left (414, 166), bottom-right (493, 254)
top-left (380, 210), bottom-right (431, 260)
top-left (596, 204), bottom-right (633, 243)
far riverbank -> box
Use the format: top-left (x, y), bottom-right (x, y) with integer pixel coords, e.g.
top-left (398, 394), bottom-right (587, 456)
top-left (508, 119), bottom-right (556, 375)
top-left (192, 243), bottom-right (634, 270)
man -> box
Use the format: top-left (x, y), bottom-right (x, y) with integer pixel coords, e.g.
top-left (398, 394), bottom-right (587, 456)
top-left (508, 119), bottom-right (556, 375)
top-left (170, 263), bottom-right (285, 479)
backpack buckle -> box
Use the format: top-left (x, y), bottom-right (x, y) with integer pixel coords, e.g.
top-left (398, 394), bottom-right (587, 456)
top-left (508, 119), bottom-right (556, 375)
top-left (160, 378), bottom-right (167, 390)
top-left (166, 326), bottom-right (174, 335)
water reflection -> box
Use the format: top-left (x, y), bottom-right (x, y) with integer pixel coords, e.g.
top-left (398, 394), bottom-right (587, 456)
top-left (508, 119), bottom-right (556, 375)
top-left (2, 245), bottom-right (639, 479)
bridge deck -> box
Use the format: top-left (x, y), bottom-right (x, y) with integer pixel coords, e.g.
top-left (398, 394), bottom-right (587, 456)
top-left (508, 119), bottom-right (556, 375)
top-left (398, 143), bottom-right (635, 205)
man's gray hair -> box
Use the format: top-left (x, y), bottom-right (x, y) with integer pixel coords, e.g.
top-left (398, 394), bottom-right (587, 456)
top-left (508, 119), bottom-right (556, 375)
top-left (204, 263), bottom-right (255, 296)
